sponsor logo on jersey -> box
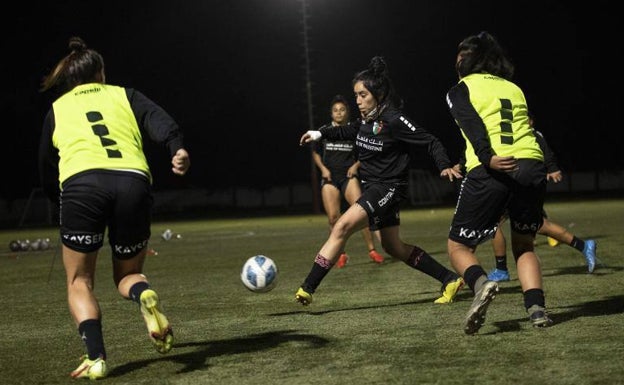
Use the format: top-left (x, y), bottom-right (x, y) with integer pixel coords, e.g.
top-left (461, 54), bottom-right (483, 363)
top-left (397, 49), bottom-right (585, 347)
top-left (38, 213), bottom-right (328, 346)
top-left (75, 87), bottom-right (101, 96)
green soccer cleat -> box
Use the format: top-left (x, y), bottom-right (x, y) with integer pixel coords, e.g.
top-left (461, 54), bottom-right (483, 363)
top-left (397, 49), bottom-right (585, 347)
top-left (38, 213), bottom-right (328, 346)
top-left (464, 280), bottom-right (498, 335)
top-left (140, 289), bottom-right (174, 354)
top-left (434, 276), bottom-right (465, 304)
top-left (295, 287), bottom-right (313, 306)
top-left (70, 355), bottom-right (107, 380)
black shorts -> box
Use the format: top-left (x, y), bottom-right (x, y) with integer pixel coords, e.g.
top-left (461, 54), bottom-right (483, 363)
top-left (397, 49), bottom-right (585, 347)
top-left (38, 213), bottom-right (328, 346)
top-left (449, 160), bottom-right (546, 247)
top-left (321, 175), bottom-right (357, 210)
top-left (357, 181), bottom-right (407, 231)
top-left (320, 174), bottom-right (354, 194)
top-left (59, 170), bottom-right (153, 259)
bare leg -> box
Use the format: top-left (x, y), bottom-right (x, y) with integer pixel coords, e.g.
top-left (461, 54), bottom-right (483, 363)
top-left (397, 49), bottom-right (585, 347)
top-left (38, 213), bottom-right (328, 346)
top-left (63, 246), bottom-right (100, 325)
top-left (538, 218), bottom-right (573, 244)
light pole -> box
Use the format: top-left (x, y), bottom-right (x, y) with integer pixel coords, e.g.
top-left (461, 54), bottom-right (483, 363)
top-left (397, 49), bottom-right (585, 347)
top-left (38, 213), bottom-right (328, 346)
top-left (300, 0), bottom-right (321, 214)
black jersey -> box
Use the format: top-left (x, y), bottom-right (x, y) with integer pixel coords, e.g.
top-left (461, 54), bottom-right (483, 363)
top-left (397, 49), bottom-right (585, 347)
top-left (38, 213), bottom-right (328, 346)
top-left (319, 105), bottom-right (452, 184)
top-left (533, 129), bottom-right (560, 173)
top-left (313, 122), bottom-right (357, 178)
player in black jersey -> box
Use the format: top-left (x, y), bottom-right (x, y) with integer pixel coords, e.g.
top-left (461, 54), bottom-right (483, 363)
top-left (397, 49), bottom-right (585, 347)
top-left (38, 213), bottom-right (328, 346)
top-left (296, 56), bottom-right (464, 306)
top-left (312, 94), bottom-right (385, 267)
top-left (445, 31), bottom-right (552, 334)
top-left (487, 113), bottom-right (598, 281)
top-left (39, 37), bottom-right (189, 379)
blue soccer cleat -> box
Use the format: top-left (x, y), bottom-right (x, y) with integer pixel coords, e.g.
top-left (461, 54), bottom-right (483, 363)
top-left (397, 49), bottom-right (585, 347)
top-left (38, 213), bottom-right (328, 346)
top-left (487, 268), bottom-right (510, 282)
top-left (582, 239), bottom-right (597, 273)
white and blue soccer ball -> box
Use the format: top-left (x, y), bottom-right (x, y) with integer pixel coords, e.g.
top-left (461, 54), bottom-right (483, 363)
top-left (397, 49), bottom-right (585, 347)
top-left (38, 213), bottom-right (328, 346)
top-left (241, 255), bottom-right (278, 293)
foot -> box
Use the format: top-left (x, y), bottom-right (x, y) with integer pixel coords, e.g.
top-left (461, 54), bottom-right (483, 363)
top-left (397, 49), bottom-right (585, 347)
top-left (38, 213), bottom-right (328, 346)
top-left (487, 268), bottom-right (510, 282)
top-left (368, 249), bottom-right (385, 264)
top-left (140, 289), bottom-right (174, 354)
top-left (336, 253), bottom-right (349, 268)
top-left (434, 276), bottom-right (465, 304)
top-left (582, 239), bottom-right (597, 273)
top-left (464, 280), bottom-right (499, 335)
top-left (70, 355), bottom-right (107, 380)
top-left (295, 287), bottom-right (312, 306)
top-left (527, 305), bottom-right (554, 328)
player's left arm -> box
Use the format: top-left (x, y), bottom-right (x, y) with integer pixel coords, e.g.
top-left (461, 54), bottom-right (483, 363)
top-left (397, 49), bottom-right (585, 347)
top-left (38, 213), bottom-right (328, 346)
top-left (392, 116), bottom-right (461, 181)
top-left (126, 88), bottom-right (185, 158)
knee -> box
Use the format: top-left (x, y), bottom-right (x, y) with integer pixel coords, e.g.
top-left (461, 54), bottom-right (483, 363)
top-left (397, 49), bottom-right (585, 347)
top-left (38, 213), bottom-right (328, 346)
top-left (330, 220), bottom-right (352, 240)
top-left (380, 239), bottom-right (400, 257)
top-left (511, 239), bottom-right (535, 260)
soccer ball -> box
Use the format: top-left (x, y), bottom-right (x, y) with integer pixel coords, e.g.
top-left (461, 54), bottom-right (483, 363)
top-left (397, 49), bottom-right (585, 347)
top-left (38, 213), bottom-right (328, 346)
top-left (9, 240), bottom-right (20, 252)
top-left (30, 239), bottom-right (42, 251)
top-left (39, 238), bottom-right (51, 250)
top-left (19, 239), bottom-right (31, 251)
top-left (241, 255), bottom-right (278, 293)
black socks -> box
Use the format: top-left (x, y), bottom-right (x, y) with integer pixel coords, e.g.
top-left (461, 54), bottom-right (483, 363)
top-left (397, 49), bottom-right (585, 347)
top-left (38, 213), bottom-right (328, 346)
top-left (78, 319), bottom-right (106, 360)
top-left (129, 281), bottom-right (150, 305)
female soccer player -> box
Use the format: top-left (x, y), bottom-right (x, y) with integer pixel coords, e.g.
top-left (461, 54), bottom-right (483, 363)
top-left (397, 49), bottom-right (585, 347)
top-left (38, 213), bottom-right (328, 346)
top-left (39, 37), bottom-right (190, 379)
top-left (445, 31), bottom-right (552, 334)
top-left (297, 56), bottom-right (464, 306)
top-left (311, 94), bottom-right (385, 267)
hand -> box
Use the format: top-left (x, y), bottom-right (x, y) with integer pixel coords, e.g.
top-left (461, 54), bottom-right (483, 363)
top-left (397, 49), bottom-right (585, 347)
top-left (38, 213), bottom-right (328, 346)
top-left (171, 148), bottom-right (190, 175)
top-left (440, 167), bottom-right (463, 182)
top-left (547, 170), bottom-right (562, 183)
top-left (346, 164), bottom-right (360, 178)
top-left (489, 155), bottom-right (518, 172)
top-left (299, 130), bottom-right (322, 145)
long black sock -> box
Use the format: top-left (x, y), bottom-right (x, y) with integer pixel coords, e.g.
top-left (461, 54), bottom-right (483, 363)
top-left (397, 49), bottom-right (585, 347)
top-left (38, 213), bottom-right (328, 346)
top-left (404, 246), bottom-right (457, 284)
top-left (129, 281), bottom-right (150, 305)
top-left (78, 319), bottom-right (106, 360)
top-left (464, 265), bottom-right (488, 294)
top-left (495, 255), bottom-right (508, 271)
top-left (301, 254), bottom-right (333, 293)
top-left (523, 288), bottom-right (545, 310)
top-left (570, 237), bottom-right (585, 252)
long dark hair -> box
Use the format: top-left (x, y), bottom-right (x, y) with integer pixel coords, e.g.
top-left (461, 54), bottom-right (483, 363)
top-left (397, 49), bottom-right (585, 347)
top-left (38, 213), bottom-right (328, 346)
top-left (455, 31), bottom-right (514, 80)
top-left (40, 36), bottom-right (105, 94)
top-left (352, 56), bottom-right (402, 108)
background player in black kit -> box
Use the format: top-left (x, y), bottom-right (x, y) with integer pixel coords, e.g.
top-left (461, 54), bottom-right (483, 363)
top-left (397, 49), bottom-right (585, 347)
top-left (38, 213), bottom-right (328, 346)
top-left (39, 37), bottom-right (190, 379)
top-left (297, 56), bottom-right (464, 306)
top-left (311, 94), bottom-right (385, 268)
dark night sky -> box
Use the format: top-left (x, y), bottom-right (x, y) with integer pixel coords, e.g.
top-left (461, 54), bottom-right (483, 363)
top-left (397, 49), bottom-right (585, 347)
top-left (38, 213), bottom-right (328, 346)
top-left (8, 0), bottom-right (623, 201)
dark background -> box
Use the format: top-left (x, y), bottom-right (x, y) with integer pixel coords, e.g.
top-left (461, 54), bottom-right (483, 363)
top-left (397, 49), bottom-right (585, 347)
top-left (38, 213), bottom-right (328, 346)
top-left (8, 0), bottom-right (623, 202)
